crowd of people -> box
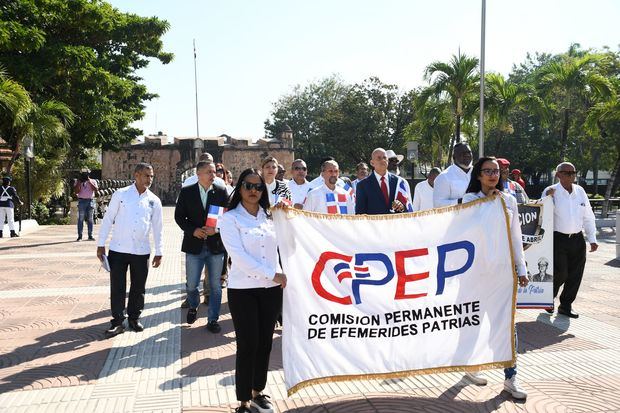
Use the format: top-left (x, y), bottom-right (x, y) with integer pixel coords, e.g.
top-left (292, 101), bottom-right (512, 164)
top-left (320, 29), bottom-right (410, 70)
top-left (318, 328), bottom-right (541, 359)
top-left (93, 144), bottom-right (599, 412)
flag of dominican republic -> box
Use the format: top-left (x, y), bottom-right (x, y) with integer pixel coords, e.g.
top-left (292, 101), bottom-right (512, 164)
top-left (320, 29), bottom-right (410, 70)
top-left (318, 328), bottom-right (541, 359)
top-left (342, 181), bottom-right (356, 202)
top-left (395, 179), bottom-right (414, 212)
top-left (325, 192), bottom-right (348, 214)
top-left (206, 205), bottom-right (227, 227)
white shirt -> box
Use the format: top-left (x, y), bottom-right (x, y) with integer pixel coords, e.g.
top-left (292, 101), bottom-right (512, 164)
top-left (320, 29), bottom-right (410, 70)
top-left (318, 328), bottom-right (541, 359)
top-left (97, 184), bottom-right (164, 256)
top-left (303, 184), bottom-right (355, 214)
top-left (219, 205), bottom-right (280, 289)
top-left (412, 180), bottom-right (434, 212)
top-left (287, 179), bottom-right (311, 205)
top-left (462, 191), bottom-right (527, 276)
top-left (543, 183), bottom-right (597, 243)
top-left (373, 171), bottom-right (390, 198)
top-left (433, 164), bottom-right (472, 207)
top-left (182, 174), bottom-right (226, 188)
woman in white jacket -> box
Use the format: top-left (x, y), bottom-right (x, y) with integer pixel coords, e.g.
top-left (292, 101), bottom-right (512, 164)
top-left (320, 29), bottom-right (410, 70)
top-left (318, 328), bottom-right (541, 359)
top-left (461, 156), bottom-right (529, 400)
top-left (219, 168), bottom-right (287, 413)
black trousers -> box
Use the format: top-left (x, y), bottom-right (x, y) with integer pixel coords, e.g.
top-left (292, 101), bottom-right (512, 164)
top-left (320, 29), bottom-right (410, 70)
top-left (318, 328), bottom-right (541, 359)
top-left (228, 286), bottom-right (283, 402)
top-left (108, 250), bottom-right (150, 326)
top-left (553, 231), bottom-right (587, 310)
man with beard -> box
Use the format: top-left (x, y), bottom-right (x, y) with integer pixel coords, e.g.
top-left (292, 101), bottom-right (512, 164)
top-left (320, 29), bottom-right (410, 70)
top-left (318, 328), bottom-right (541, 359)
top-left (304, 160), bottom-right (355, 215)
top-left (433, 143), bottom-right (473, 207)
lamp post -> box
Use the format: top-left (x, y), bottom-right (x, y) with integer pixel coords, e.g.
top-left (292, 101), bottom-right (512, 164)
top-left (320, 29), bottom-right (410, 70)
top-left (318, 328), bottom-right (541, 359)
top-left (22, 136), bottom-right (34, 219)
top-left (479, 0), bottom-right (486, 158)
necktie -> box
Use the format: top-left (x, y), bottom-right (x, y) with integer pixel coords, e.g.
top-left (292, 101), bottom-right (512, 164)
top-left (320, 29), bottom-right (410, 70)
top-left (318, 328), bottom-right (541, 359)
top-left (380, 176), bottom-right (389, 206)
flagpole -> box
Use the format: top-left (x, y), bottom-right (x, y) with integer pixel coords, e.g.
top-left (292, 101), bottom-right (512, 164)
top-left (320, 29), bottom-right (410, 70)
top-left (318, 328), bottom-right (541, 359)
top-left (479, 0), bottom-right (486, 158)
top-left (193, 39), bottom-right (200, 139)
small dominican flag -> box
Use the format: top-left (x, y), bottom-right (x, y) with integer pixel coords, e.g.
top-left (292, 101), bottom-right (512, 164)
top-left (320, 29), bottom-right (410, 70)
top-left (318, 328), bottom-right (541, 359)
top-left (206, 205), bottom-right (227, 227)
top-left (326, 192), bottom-right (348, 214)
top-left (275, 194), bottom-right (293, 206)
top-left (342, 181), bottom-right (356, 202)
top-left (395, 179), bottom-right (414, 212)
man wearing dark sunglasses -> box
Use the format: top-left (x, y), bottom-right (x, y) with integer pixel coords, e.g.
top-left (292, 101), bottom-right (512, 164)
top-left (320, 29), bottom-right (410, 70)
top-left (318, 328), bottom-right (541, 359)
top-left (287, 159), bottom-right (311, 209)
top-left (543, 162), bottom-right (598, 319)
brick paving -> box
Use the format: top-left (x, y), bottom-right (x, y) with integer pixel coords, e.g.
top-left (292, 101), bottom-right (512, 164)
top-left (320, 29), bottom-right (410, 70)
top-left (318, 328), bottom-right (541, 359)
top-left (0, 207), bottom-right (619, 412)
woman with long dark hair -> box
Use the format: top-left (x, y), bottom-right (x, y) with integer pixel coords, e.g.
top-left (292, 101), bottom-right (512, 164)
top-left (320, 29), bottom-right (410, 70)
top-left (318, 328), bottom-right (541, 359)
top-left (219, 168), bottom-right (287, 413)
top-left (461, 156), bottom-right (529, 400)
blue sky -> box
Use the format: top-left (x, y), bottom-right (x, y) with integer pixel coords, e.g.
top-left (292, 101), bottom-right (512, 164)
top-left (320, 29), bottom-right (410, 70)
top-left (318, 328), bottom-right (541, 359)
top-left (108, 0), bottom-right (620, 139)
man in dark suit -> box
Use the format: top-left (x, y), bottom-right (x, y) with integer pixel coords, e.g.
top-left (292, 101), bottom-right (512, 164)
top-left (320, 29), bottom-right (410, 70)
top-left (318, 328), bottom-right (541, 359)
top-left (355, 148), bottom-right (406, 215)
top-left (175, 161), bottom-right (229, 333)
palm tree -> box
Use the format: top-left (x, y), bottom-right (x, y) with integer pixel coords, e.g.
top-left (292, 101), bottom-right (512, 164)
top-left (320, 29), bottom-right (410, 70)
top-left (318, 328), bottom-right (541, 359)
top-left (485, 73), bottom-right (547, 154)
top-left (421, 52), bottom-right (480, 144)
top-left (0, 68), bottom-right (74, 173)
top-left (407, 95), bottom-right (454, 168)
top-left (585, 79), bottom-right (620, 216)
top-left (538, 52), bottom-right (612, 162)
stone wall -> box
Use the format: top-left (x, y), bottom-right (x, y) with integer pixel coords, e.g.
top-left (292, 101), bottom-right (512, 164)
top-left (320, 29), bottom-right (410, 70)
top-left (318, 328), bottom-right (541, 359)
top-left (102, 132), bottom-right (294, 205)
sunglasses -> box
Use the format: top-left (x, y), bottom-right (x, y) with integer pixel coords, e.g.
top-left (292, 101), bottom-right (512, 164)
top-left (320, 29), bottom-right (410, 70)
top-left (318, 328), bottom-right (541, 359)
top-left (241, 181), bottom-right (265, 191)
top-left (216, 169), bottom-right (225, 173)
top-left (293, 166), bottom-right (307, 171)
top-left (481, 168), bottom-right (500, 176)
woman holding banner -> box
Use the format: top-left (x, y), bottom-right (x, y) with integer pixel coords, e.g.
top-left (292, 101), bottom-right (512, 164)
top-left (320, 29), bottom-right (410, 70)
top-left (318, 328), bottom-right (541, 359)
top-left (462, 156), bottom-right (529, 400)
top-left (220, 168), bottom-right (287, 413)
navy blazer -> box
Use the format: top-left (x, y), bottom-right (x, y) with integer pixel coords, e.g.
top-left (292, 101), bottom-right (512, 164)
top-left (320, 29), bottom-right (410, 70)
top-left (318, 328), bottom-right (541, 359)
top-left (174, 182), bottom-right (229, 255)
top-left (355, 173), bottom-right (399, 215)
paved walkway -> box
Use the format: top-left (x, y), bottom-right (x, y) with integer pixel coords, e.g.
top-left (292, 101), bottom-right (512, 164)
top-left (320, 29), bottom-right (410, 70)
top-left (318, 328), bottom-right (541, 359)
top-left (0, 207), bottom-right (619, 412)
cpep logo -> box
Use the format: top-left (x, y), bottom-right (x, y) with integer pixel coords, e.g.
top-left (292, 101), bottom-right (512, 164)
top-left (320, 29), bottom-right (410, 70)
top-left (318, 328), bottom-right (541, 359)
top-left (311, 241), bottom-right (475, 305)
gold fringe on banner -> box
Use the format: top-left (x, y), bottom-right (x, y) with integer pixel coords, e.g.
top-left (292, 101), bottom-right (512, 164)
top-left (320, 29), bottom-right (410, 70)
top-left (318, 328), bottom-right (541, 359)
top-left (287, 359), bottom-right (515, 396)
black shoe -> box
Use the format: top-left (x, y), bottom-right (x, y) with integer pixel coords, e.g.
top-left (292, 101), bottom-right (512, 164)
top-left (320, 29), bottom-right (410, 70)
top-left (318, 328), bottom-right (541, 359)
top-left (187, 308), bottom-right (198, 324)
top-left (128, 319), bottom-right (144, 332)
top-left (234, 406), bottom-right (252, 413)
top-left (251, 393), bottom-right (274, 413)
top-left (558, 307), bottom-right (579, 318)
top-left (206, 320), bottom-right (221, 333)
top-left (181, 299), bottom-right (189, 309)
top-left (105, 324), bottom-right (125, 338)
top-left (10, 230), bottom-right (18, 237)
top-left (87, 236), bottom-right (95, 241)
top-left (76, 236), bottom-right (82, 242)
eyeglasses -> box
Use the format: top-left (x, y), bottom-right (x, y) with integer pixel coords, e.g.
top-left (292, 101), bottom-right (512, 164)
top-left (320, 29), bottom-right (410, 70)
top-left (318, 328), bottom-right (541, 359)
top-left (241, 182), bottom-right (265, 191)
top-left (481, 168), bottom-right (500, 176)
top-left (559, 171), bottom-right (577, 176)
top-left (293, 166), bottom-right (307, 171)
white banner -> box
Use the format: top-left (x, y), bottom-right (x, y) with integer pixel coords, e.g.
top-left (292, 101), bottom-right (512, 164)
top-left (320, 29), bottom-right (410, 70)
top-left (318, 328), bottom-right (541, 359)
top-left (273, 196), bottom-right (517, 395)
top-left (517, 196), bottom-right (554, 309)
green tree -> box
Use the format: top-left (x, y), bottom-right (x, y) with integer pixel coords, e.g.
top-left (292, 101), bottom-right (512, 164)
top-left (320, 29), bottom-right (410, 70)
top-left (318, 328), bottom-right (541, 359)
top-left (538, 45), bottom-right (613, 162)
top-left (0, 0), bottom-right (173, 153)
top-left (420, 52), bottom-right (480, 145)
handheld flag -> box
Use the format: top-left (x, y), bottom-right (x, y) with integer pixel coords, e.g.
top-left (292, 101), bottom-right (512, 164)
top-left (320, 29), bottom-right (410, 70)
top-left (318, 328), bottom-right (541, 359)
top-left (206, 205), bottom-right (226, 227)
top-left (396, 179), bottom-right (413, 212)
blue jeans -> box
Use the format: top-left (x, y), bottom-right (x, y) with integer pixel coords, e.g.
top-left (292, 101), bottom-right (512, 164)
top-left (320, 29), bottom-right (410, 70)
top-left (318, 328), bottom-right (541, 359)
top-left (185, 245), bottom-right (225, 321)
top-left (77, 199), bottom-right (95, 238)
top-left (504, 327), bottom-right (518, 379)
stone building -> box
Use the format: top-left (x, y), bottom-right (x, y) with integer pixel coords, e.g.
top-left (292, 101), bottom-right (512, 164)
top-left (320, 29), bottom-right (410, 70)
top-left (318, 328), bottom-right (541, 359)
top-left (102, 126), bottom-right (294, 204)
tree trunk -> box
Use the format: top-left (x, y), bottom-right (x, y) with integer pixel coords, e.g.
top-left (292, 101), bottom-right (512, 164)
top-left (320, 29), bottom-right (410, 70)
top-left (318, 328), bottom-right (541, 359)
top-left (592, 152), bottom-right (599, 196)
top-left (446, 134), bottom-right (456, 168)
top-left (559, 108), bottom-right (569, 162)
top-left (602, 150), bottom-right (620, 217)
top-left (455, 114), bottom-right (461, 143)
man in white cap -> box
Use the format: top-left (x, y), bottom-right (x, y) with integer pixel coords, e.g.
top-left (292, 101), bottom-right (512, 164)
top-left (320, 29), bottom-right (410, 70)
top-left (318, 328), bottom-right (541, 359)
top-left (386, 149), bottom-right (411, 200)
top-left (74, 168), bottom-right (98, 241)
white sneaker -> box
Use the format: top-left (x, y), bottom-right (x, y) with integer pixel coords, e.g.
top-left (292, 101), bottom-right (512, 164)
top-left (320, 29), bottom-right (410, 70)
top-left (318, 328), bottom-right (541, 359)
top-left (464, 371), bottom-right (488, 385)
top-left (504, 375), bottom-right (527, 400)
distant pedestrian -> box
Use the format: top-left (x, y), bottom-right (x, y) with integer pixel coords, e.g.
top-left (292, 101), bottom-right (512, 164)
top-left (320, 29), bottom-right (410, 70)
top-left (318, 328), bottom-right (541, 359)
top-left (0, 176), bottom-right (23, 238)
top-left (511, 169), bottom-right (527, 190)
top-left (97, 163), bottom-right (163, 338)
top-left (74, 168), bottom-right (98, 241)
